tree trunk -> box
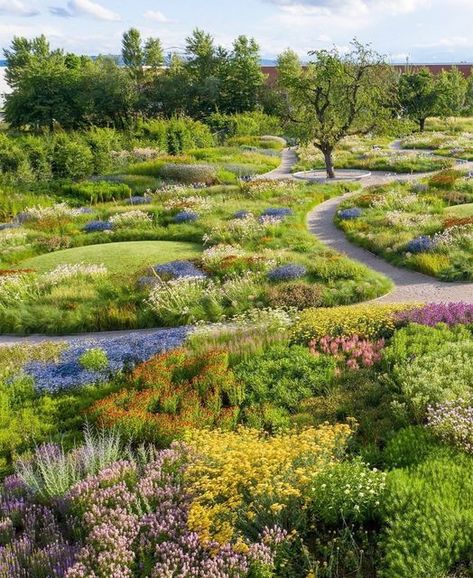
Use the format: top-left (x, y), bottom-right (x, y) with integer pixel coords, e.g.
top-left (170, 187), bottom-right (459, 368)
top-left (322, 147), bottom-right (335, 179)
top-left (419, 118), bottom-right (426, 132)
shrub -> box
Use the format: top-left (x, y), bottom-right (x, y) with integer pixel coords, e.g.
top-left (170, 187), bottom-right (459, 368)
top-left (173, 210), bottom-right (199, 223)
top-left (82, 220), bottom-right (113, 233)
top-left (159, 163), bottom-right (217, 185)
top-left (265, 281), bottom-right (324, 310)
top-left (154, 260), bottom-right (207, 279)
top-left (311, 459), bottom-right (386, 525)
top-left (428, 169), bottom-right (463, 190)
top-left (268, 264), bottom-right (307, 282)
top-left (391, 337), bottom-right (473, 420)
top-left (62, 181), bottom-right (132, 203)
top-left (79, 348), bottom-right (109, 371)
top-left (234, 343), bottom-right (336, 419)
top-left (382, 451), bottom-right (473, 578)
top-left (51, 138), bottom-right (94, 180)
top-left (293, 304), bottom-right (411, 343)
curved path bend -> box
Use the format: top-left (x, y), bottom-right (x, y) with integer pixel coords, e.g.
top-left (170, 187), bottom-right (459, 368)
top-left (2, 144), bottom-right (473, 345)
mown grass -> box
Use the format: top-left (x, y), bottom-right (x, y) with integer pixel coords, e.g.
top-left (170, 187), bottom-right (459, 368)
top-left (21, 241), bottom-right (201, 275)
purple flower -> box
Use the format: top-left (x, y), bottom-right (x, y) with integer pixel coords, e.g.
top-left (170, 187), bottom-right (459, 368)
top-left (268, 264), bottom-right (307, 282)
top-left (396, 302), bottom-right (473, 326)
top-left (82, 220), bottom-right (113, 233)
top-left (405, 235), bottom-right (436, 254)
top-left (154, 260), bottom-right (207, 280)
top-left (338, 208), bottom-right (363, 220)
top-left (173, 211), bottom-right (199, 224)
top-left (261, 208), bottom-right (294, 220)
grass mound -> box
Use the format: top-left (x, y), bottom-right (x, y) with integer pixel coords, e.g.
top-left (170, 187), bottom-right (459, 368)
top-left (21, 241), bottom-right (201, 275)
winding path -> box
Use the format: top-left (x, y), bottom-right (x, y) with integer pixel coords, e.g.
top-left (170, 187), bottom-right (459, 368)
top-left (2, 143), bottom-right (473, 345)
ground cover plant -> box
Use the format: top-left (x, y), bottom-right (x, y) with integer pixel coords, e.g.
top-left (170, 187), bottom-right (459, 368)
top-left (0, 177), bottom-right (390, 334)
top-left (335, 172), bottom-right (473, 280)
top-left (3, 302), bottom-right (473, 577)
top-left (294, 136), bottom-right (455, 175)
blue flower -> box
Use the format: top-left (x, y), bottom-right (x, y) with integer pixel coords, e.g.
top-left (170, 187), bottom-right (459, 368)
top-left (154, 260), bottom-right (207, 279)
top-left (268, 264), bottom-right (307, 282)
top-left (173, 211), bottom-right (199, 224)
top-left (405, 235), bottom-right (436, 254)
top-left (24, 327), bottom-right (191, 393)
top-left (261, 208), bottom-right (294, 220)
top-left (83, 220), bottom-right (113, 233)
top-left (338, 208), bottom-right (363, 220)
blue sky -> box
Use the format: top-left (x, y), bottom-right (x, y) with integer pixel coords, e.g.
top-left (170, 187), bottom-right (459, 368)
top-left (1, 0), bottom-right (473, 62)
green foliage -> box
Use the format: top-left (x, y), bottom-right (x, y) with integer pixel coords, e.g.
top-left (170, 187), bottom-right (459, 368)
top-left (311, 459), bottom-right (386, 525)
top-left (79, 348), bottom-right (109, 371)
top-left (52, 137), bottom-right (94, 179)
top-left (234, 344), bottom-right (336, 423)
top-left (385, 324), bottom-right (473, 420)
top-left (382, 446), bottom-right (473, 578)
top-left (62, 181), bottom-right (132, 203)
top-left (278, 41), bottom-right (396, 177)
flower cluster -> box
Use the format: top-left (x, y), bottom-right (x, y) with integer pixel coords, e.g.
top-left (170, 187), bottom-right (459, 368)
top-left (17, 203), bottom-right (83, 223)
top-left (396, 302), bottom-right (473, 326)
top-left (65, 448), bottom-right (279, 577)
top-left (173, 210), bottom-right (199, 223)
top-left (260, 207), bottom-right (294, 221)
top-left (91, 349), bottom-right (241, 446)
top-left (0, 475), bottom-right (78, 577)
top-left (164, 195), bottom-right (213, 213)
top-left (405, 235), bottom-right (436, 254)
top-left (427, 400), bottom-right (473, 453)
top-left (338, 208), bottom-right (363, 220)
top-left (23, 327), bottom-right (190, 392)
top-left (82, 220), bottom-right (113, 233)
top-left (40, 263), bottom-right (108, 286)
top-left (184, 425), bottom-right (352, 543)
top-left (108, 210), bottom-right (153, 227)
top-left (311, 459), bottom-right (386, 525)
top-left (154, 259), bottom-right (207, 280)
top-left (309, 335), bottom-right (385, 370)
top-left (0, 273), bottom-right (38, 310)
top-left (268, 264), bottom-right (307, 282)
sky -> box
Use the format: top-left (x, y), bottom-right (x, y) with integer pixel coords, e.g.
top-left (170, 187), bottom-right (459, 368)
top-left (1, 0), bottom-right (473, 63)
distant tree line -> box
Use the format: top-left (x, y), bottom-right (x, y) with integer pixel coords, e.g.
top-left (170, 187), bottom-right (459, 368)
top-left (3, 30), bottom-right (473, 140)
top-left (3, 28), bottom-right (268, 131)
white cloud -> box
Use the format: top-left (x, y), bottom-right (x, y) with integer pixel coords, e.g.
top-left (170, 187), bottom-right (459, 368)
top-left (144, 10), bottom-right (172, 23)
top-left (265, 0), bottom-right (429, 16)
top-left (49, 0), bottom-right (121, 21)
top-left (0, 0), bottom-right (39, 16)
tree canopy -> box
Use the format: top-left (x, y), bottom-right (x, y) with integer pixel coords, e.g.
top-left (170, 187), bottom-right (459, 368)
top-left (278, 41), bottom-right (396, 178)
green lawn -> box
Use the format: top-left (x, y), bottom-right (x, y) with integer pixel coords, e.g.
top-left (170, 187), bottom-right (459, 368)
top-left (21, 241), bottom-right (201, 274)
top-left (444, 203), bottom-right (473, 217)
